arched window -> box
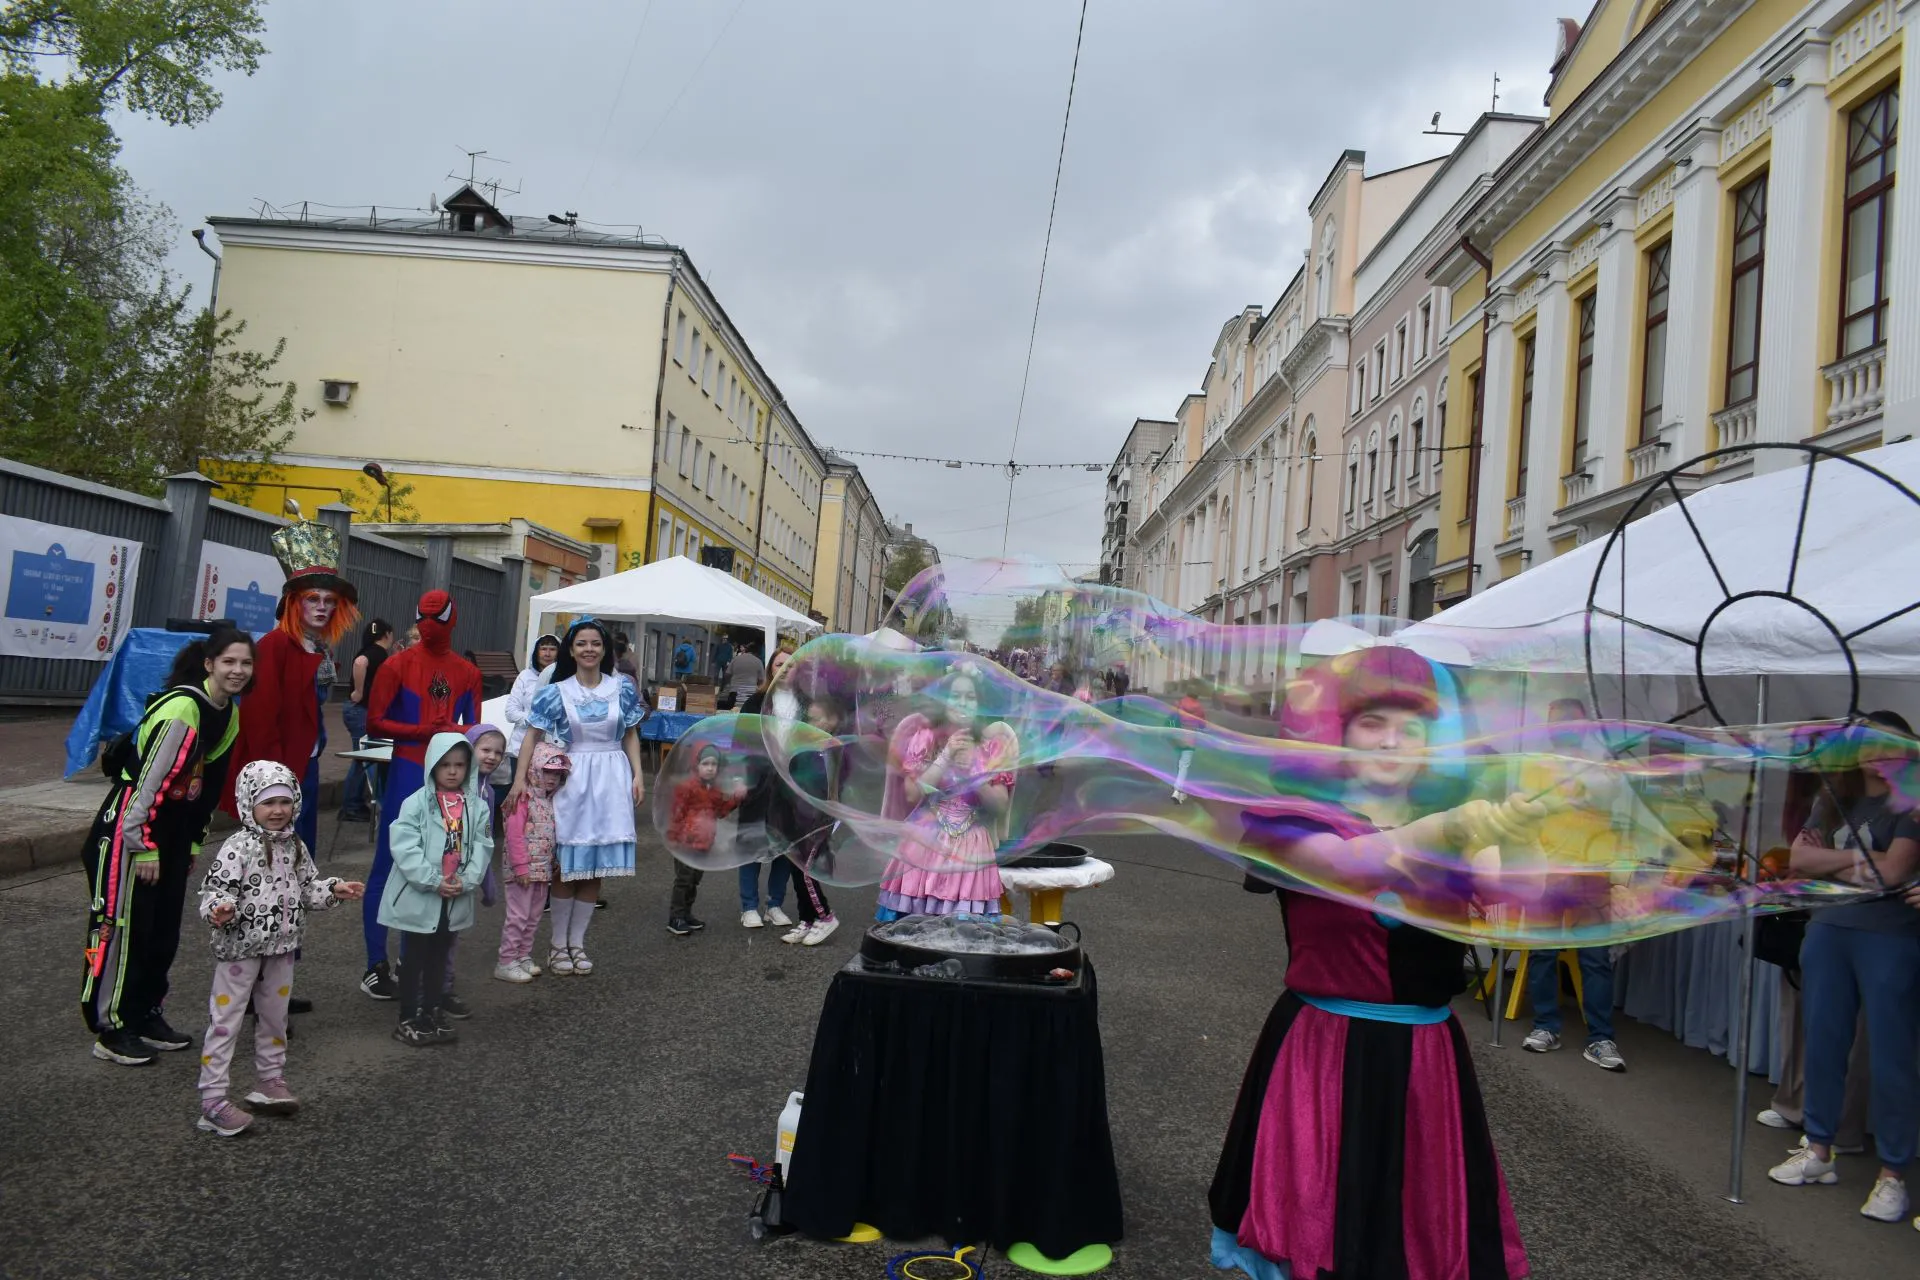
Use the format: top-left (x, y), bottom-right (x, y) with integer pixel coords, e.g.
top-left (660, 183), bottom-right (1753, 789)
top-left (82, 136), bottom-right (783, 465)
top-left (1315, 221), bottom-right (1337, 318)
top-left (1384, 413), bottom-right (1402, 499)
top-left (1300, 420), bottom-right (1318, 533)
top-left (1344, 441), bottom-right (1363, 527)
top-left (1364, 427), bottom-right (1382, 510)
top-left (1432, 378), bottom-right (1448, 489)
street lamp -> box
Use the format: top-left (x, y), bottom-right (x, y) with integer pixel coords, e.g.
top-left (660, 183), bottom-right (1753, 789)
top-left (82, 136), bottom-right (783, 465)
top-left (362, 462), bottom-right (394, 524)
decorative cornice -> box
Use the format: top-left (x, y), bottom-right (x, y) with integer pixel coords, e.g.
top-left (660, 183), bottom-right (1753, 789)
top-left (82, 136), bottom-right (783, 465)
top-left (1281, 315), bottom-right (1350, 390)
top-left (1719, 92), bottom-right (1773, 162)
top-left (1830, 0), bottom-right (1903, 79)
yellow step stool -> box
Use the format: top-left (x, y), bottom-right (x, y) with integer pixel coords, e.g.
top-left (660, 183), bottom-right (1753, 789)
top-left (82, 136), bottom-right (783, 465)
top-left (1479, 949), bottom-right (1586, 1022)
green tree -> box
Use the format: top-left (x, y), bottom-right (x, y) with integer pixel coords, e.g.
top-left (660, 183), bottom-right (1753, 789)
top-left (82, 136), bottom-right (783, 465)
top-left (885, 540), bottom-right (930, 592)
top-left (341, 470), bottom-right (420, 525)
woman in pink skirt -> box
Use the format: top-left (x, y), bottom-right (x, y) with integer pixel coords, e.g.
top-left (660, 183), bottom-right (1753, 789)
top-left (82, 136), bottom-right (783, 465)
top-left (1211, 645), bottom-right (1536, 1280)
top-left (876, 664), bottom-right (1017, 919)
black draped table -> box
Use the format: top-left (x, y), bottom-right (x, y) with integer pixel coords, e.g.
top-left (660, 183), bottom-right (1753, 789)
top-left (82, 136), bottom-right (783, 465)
top-left (783, 957), bottom-right (1125, 1259)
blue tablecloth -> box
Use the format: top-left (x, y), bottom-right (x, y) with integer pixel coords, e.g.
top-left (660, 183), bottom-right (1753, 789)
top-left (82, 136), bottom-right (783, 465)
top-left (1617, 920), bottom-right (1782, 1081)
top-left (640, 710), bottom-right (705, 743)
top-left (63, 629), bottom-right (201, 779)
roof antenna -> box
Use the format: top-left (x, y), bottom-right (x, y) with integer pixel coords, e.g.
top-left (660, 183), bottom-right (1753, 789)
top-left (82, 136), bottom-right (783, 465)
top-left (1491, 71), bottom-right (1502, 112)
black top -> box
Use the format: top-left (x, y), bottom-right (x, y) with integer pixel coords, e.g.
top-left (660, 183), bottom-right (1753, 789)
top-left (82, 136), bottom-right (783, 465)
top-left (354, 641), bottom-right (388, 705)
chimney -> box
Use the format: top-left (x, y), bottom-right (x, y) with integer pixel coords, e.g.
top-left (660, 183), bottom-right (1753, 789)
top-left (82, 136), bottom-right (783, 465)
top-left (903, 523), bottom-right (914, 537)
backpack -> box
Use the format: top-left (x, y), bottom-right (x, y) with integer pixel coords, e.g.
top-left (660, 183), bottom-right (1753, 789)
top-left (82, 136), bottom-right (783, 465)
top-left (99, 688), bottom-right (197, 781)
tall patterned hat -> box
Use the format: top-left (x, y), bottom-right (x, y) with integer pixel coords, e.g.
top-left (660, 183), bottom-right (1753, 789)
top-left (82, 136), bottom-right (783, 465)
top-left (270, 520), bottom-right (359, 604)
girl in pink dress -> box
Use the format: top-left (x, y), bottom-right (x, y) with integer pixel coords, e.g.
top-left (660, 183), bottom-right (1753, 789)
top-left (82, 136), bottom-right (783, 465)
top-left (875, 666), bottom-right (1017, 919)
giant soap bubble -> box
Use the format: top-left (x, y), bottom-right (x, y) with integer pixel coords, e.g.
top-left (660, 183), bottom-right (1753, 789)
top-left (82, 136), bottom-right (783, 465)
top-left (651, 559), bottom-right (1915, 946)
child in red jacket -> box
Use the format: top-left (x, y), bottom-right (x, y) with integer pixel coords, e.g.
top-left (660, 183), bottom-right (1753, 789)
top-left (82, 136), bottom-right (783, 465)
top-left (665, 744), bottom-right (746, 937)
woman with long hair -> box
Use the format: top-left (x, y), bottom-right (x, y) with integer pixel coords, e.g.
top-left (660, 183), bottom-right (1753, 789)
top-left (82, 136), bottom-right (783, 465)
top-left (339, 618), bottom-right (394, 822)
top-left (1210, 645), bottom-right (1534, 1280)
top-left (876, 662), bottom-right (1017, 920)
top-left (507, 619), bottom-right (645, 974)
top-left (82, 627), bottom-right (256, 1066)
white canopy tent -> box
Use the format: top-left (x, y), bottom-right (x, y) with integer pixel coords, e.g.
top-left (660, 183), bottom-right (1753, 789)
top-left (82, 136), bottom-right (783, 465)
top-left (523, 556), bottom-right (820, 666)
top-left (1400, 439), bottom-right (1920, 695)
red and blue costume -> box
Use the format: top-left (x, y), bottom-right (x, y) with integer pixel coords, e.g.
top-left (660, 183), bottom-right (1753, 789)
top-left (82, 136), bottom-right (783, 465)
top-left (362, 591), bottom-right (481, 969)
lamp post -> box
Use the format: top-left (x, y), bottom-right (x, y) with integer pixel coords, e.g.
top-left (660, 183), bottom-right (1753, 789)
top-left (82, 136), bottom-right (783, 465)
top-left (191, 228), bottom-right (222, 313)
top-left (362, 462), bottom-right (393, 523)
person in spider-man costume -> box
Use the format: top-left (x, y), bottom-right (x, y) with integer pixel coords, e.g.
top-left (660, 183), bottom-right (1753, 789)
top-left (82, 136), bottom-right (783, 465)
top-left (357, 590), bottom-right (480, 1000)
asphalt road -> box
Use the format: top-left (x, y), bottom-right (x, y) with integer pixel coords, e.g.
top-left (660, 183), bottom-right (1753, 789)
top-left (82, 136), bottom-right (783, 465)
top-left (0, 823), bottom-right (1906, 1279)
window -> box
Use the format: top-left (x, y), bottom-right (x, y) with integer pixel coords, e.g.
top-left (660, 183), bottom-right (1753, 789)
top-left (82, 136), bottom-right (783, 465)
top-left (692, 441), bottom-right (704, 487)
top-left (718, 363), bottom-right (728, 407)
top-left (678, 426), bottom-right (692, 476)
top-left (1351, 361), bottom-right (1366, 414)
top-left (1394, 322), bottom-right (1408, 382)
top-left (1465, 371), bottom-right (1484, 523)
top-left (1561, 294), bottom-right (1594, 476)
top-left (1378, 571), bottom-right (1394, 618)
top-left (1345, 455), bottom-right (1359, 520)
top-left (1639, 241), bottom-right (1671, 443)
top-left (1365, 438), bottom-right (1379, 506)
top-left (1410, 411), bottom-right (1425, 491)
top-left (674, 311), bottom-right (688, 364)
top-left (1722, 175), bottom-right (1767, 406)
top-left (1372, 342), bottom-right (1386, 401)
top-left (689, 329), bottom-right (702, 380)
top-left (1841, 87), bottom-right (1898, 357)
top-left (702, 346), bottom-right (714, 395)
top-left (656, 515), bottom-right (670, 559)
top-left (706, 454), bottom-right (717, 495)
top-left (1434, 380), bottom-right (1447, 485)
top-left (718, 465), bottom-right (728, 504)
top-left (672, 524), bottom-right (685, 557)
top-left (1386, 433), bottom-right (1400, 495)
top-left (1515, 335), bottom-right (1536, 498)
top-left (1418, 299), bottom-right (1432, 357)
top-left (1301, 426), bottom-right (1318, 532)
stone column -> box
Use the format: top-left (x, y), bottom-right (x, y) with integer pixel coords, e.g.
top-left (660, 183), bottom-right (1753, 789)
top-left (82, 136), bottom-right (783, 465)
top-left (1524, 244), bottom-right (1572, 551)
top-left (157, 471), bottom-right (218, 626)
top-left (1661, 120), bottom-right (1726, 460)
top-left (1582, 187), bottom-right (1644, 490)
top-left (424, 534), bottom-right (454, 594)
top-left (1881, 1), bottom-right (1920, 421)
top-left (1754, 35), bottom-right (1834, 470)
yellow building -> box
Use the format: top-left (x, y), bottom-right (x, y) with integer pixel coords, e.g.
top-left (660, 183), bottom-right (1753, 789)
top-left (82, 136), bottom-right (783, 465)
top-left (207, 185), bottom-right (828, 607)
top-left (811, 453), bottom-right (888, 633)
top-left (1433, 0), bottom-right (1916, 604)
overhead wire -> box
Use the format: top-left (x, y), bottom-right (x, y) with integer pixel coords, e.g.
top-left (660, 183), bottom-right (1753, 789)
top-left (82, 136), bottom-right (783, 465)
top-left (628, 0), bottom-right (753, 168)
top-left (576, 0), bottom-right (658, 201)
top-left (1001, 0), bottom-right (1091, 556)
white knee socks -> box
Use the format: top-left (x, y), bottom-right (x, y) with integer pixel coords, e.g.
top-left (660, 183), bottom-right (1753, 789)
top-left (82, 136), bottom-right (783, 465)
top-left (568, 898), bottom-right (592, 950)
top-left (549, 896), bottom-right (575, 952)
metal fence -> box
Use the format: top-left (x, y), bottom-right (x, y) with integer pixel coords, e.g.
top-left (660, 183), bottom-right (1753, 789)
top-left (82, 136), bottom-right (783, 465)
top-left (0, 458), bottom-right (518, 705)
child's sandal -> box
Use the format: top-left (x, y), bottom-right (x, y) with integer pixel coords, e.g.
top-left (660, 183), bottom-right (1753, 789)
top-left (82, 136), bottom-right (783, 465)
top-left (547, 947), bottom-right (575, 976)
top-left (570, 947), bottom-right (594, 975)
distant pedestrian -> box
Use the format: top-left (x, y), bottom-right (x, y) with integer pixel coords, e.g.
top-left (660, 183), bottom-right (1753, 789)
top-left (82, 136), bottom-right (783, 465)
top-left (723, 634), bottom-right (766, 711)
top-left (665, 743), bottom-right (747, 937)
top-left (714, 634), bottom-right (734, 680)
top-left (193, 761), bottom-right (362, 1136)
top-left (672, 636), bottom-right (696, 682)
top-left (503, 633), bottom-right (561, 776)
top-left (735, 649), bottom-right (793, 929)
top-left (339, 618), bottom-right (394, 822)
top-left (81, 627), bottom-right (253, 1067)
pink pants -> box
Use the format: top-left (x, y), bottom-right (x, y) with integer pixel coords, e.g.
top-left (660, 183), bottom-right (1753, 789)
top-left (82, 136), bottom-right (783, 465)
top-left (197, 953), bottom-right (295, 1098)
top-left (499, 880), bottom-right (546, 965)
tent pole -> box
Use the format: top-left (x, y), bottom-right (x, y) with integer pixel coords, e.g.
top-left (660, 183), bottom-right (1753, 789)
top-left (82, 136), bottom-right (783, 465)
top-left (1487, 947), bottom-right (1507, 1047)
top-left (1724, 673), bottom-right (1767, 1204)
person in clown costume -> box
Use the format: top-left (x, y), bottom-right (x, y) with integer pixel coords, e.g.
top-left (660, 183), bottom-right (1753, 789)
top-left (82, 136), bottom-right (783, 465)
top-left (223, 519), bottom-right (360, 858)
top-left (358, 591), bottom-right (481, 1002)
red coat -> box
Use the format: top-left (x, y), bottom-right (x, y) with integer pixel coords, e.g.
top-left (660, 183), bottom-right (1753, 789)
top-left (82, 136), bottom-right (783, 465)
top-left (667, 778), bottom-right (742, 852)
top-left (222, 629), bottom-right (323, 818)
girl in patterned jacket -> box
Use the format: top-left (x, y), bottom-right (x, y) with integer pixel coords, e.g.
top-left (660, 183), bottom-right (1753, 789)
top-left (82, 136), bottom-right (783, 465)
top-left (194, 760), bottom-right (364, 1136)
top-left (494, 741), bottom-right (569, 983)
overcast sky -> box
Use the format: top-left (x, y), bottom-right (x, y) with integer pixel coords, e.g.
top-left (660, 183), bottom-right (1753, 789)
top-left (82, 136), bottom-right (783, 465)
top-left (115, 0), bottom-right (1562, 572)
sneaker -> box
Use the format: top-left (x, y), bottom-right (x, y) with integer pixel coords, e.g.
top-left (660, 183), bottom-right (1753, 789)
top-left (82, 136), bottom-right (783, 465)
top-left (1582, 1039), bottom-right (1626, 1072)
top-left (741, 909), bottom-right (765, 929)
top-left (197, 1097), bottom-right (253, 1137)
top-left (1861, 1176), bottom-right (1910, 1223)
top-left (667, 917), bottom-right (693, 937)
top-left (1521, 1028), bottom-right (1561, 1054)
top-left (287, 996), bottom-right (314, 1015)
top-left (684, 914), bottom-right (706, 932)
top-left (594, 897), bottom-right (608, 910)
top-left (765, 906), bottom-right (793, 928)
top-left (137, 1014), bottom-right (193, 1052)
top-left (1756, 1108), bottom-right (1798, 1130)
top-left (522, 955), bottom-right (543, 977)
top-left (802, 917), bottom-right (841, 947)
top-left (360, 962), bottom-right (397, 1001)
top-left (392, 1018), bottom-right (435, 1048)
top-left (92, 1029), bottom-right (156, 1066)
top-left (547, 946), bottom-right (576, 975)
top-left (1793, 1133), bottom-right (1868, 1157)
top-left (423, 1009), bottom-right (459, 1042)
top-left (494, 962), bottom-right (533, 984)
top-left (440, 992), bottom-right (472, 1020)
top-left (780, 925), bottom-right (810, 944)
top-left (1769, 1146), bottom-right (1840, 1186)
top-left (244, 1079), bottom-right (300, 1115)
top-left (570, 948), bottom-right (593, 975)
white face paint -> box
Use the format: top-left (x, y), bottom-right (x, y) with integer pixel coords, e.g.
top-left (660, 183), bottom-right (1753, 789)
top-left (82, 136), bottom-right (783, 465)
top-left (299, 589), bottom-right (339, 632)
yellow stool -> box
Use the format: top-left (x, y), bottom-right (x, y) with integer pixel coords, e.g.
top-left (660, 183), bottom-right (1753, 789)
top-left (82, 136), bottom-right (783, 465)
top-left (999, 888), bottom-right (1069, 925)
top-left (1480, 950), bottom-right (1586, 1022)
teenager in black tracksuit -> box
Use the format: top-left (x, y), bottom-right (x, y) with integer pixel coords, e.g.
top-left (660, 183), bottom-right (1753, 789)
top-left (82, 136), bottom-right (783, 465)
top-left (81, 629), bottom-right (252, 1065)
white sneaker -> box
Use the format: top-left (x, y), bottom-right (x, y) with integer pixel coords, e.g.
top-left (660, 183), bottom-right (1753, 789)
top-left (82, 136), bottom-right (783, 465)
top-left (780, 925), bottom-right (809, 944)
top-left (1755, 1108), bottom-right (1796, 1129)
top-left (1792, 1133), bottom-right (1867, 1157)
top-left (802, 917), bottom-right (840, 947)
top-left (521, 955), bottom-right (542, 978)
top-left (493, 962), bottom-right (532, 984)
top-left (1582, 1039), bottom-right (1626, 1072)
top-left (1769, 1146), bottom-right (1839, 1186)
top-left (1521, 1028), bottom-right (1561, 1053)
top-left (1861, 1176), bottom-right (1909, 1222)
top-left (741, 910), bottom-right (765, 929)
top-left (765, 906), bottom-right (793, 927)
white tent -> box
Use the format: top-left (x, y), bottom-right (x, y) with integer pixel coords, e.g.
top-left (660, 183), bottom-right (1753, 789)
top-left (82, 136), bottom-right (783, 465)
top-left (523, 556), bottom-right (820, 664)
top-left (1401, 439), bottom-right (1920, 679)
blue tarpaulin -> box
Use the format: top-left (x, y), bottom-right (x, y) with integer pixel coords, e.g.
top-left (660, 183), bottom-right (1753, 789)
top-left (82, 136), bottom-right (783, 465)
top-left (63, 629), bottom-right (200, 779)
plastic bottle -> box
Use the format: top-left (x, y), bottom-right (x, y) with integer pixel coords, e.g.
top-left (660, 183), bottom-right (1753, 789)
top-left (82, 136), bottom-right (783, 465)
top-left (775, 1090), bottom-right (804, 1180)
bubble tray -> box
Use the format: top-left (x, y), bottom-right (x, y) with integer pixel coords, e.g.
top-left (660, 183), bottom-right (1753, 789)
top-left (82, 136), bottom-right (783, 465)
top-left (1005, 841), bottom-right (1091, 871)
top-left (857, 914), bottom-right (1082, 984)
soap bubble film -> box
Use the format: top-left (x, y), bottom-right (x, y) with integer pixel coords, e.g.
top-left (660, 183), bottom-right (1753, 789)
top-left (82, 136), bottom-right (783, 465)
top-left (651, 560), bottom-right (1916, 946)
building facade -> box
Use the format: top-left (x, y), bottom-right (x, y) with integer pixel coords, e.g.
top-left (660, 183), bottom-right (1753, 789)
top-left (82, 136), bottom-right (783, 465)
top-left (1433, 0), bottom-right (1915, 606)
top-left (207, 185), bottom-right (838, 616)
top-left (813, 452), bottom-right (888, 633)
top-left (1099, 417), bottom-right (1174, 590)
